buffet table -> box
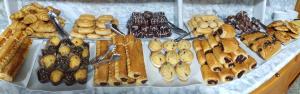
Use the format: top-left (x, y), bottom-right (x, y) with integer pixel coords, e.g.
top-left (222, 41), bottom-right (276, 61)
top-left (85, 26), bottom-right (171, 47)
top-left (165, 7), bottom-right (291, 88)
top-left (0, 0), bottom-right (299, 94)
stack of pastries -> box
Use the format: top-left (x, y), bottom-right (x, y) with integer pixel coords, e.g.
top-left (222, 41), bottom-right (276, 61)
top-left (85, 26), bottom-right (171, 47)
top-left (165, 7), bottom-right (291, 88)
top-left (94, 35), bottom-right (147, 86)
top-left (9, 3), bottom-right (65, 38)
top-left (70, 14), bottom-right (118, 39)
top-left (266, 20), bottom-right (300, 44)
top-left (193, 24), bottom-right (257, 85)
top-left (240, 32), bottom-right (281, 60)
top-left (37, 37), bottom-right (89, 86)
top-left (0, 28), bottom-right (32, 82)
top-left (188, 15), bottom-right (224, 37)
top-left (148, 39), bottom-right (193, 82)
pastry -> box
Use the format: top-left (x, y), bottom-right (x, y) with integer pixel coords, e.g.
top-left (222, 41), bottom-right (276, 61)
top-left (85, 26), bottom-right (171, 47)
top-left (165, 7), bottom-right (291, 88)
top-left (225, 11), bottom-right (260, 34)
top-left (178, 49), bottom-right (194, 63)
top-left (95, 28), bottom-right (112, 35)
top-left (136, 60), bottom-right (148, 85)
top-left (224, 62), bottom-right (235, 69)
top-left (22, 14), bottom-right (38, 24)
top-left (96, 20), bottom-right (106, 29)
top-left (175, 62), bottom-right (191, 81)
top-left (159, 63), bottom-right (175, 82)
top-left (196, 50), bottom-right (206, 65)
top-left (231, 63), bottom-right (247, 78)
top-left (114, 44), bottom-right (129, 82)
top-left (268, 21), bottom-right (284, 27)
top-left (163, 40), bottom-right (177, 51)
top-left (36, 12), bottom-right (49, 21)
top-left (240, 32), bottom-right (265, 46)
top-left (259, 41), bottom-right (281, 60)
top-left (249, 36), bottom-right (273, 52)
top-left (74, 68), bottom-right (88, 84)
top-left (207, 34), bottom-right (218, 48)
top-left (94, 40), bottom-right (110, 86)
top-left (40, 54), bottom-right (56, 70)
top-left (150, 51), bottom-right (166, 68)
top-left (108, 61), bottom-right (121, 86)
top-left (58, 44), bottom-right (71, 56)
top-left (208, 21), bottom-right (218, 28)
top-left (221, 38), bottom-right (239, 53)
top-left (49, 36), bottom-right (61, 46)
top-left (165, 50), bottom-right (180, 66)
top-left (230, 48), bottom-right (248, 64)
top-left (70, 31), bottom-right (86, 39)
top-left (78, 27), bottom-right (95, 34)
top-left (192, 39), bottom-right (202, 51)
top-left (274, 25), bottom-right (289, 31)
top-left (212, 46), bottom-right (233, 64)
top-left (287, 22), bottom-right (300, 34)
top-left (30, 32), bottom-right (58, 38)
top-left (71, 38), bottom-right (84, 47)
top-left (201, 65), bottom-right (219, 85)
top-left (77, 19), bottom-right (95, 28)
top-left (63, 71), bottom-right (75, 86)
top-left (8, 21), bottom-right (26, 30)
top-left (177, 40), bottom-right (191, 50)
top-left (219, 24), bottom-right (236, 38)
top-left (218, 68), bottom-right (235, 82)
top-left (87, 34), bottom-right (101, 39)
top-left (244, 57), bottom-right (257, 70)
top-left (196, 27), bottom-right (213, 34)
top-left (69, 55), bottom-right (81, 71)
top-left (50, 69), bottom-right (64, 86)
top-left (81, 48), bottom-right (89, 58)
top-left (149, 39), bottom-right (162, 52)
top-left (200, 39), bottom-right (211, 54)
top-left (205, 53), bottom-right (223, 72)
top-left (274, 31), bottom-right (292, 44)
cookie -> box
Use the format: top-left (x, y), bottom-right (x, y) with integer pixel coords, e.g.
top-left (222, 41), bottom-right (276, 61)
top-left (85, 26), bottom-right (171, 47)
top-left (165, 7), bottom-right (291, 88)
top-left (159, 63), bottom-right (175, 82)
top-left (50, 69), bottom-right (63, 86)
top-left (79, 14), bottom-right (96, 21)
top-left (150, 51), bottom-right (166, 68)
top-left (78, 27), bottom-right (95, 34)
top-left (163, 40), bottom-right (177, 51)
top-left (40, 54), bottom-right (56, 70)
top-left (87, 34), bottom-right (101, 39)
top-left (175, 62), bottom-right (191, 81)
top-left (49, 36), bottom-right (61, 46)
top-left (77, 19), bottom-right (95, 28)
top-left (95, 28), bottom-right (112, 35)
top-left (165, 50), bottom-right (179, 66)
top-left (71, 38), bottom-right (84, 46)
top-left (69, 55), bottom-right (81, 71)
top-left (58, 44), bottom-right (71, 56)
top-left (70, 31), bottom-right (86, 39)
top-left (96, 20), bottom-right (106, 28)
top-left (178, 49), bottom-right (194, 63)
top-left (148, 39), bottom-right (162, 52)
top-left (177, 39), bottom-right (191, 50)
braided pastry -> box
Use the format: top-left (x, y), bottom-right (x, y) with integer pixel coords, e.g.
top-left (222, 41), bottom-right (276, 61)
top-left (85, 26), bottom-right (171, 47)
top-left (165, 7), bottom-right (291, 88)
top-left (22, 14), bottom-right (38, 24)
top-left (36, 12), bottom-right (49, 21)
top-left (10, 11), bottom-right (24, 20)
top-left (25, 27), bottom-right (34, 36)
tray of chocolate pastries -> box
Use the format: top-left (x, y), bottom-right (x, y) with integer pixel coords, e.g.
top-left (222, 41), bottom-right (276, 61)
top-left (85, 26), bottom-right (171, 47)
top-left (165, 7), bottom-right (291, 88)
top-left (27, 37), bottom-right (94, 91)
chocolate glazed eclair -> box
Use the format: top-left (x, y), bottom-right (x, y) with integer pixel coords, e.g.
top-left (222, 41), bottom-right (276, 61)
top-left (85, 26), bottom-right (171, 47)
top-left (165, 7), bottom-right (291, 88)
top-left (201, 64), bottom-right (219, 85)
top-left (231, 63), bottom-right (248, 78)
top-left (212, 46), bottom-right (233, 64)
top-left (205, 53), bottom-right (223, 72)
top-left (244, 57), bottom-right (257, 70)
top-left (218, 68), bottom-right (235, 82)
top-left (230, 48), bottom-right (248, 64)
top-left (200, 39), bottom-right (212, 54)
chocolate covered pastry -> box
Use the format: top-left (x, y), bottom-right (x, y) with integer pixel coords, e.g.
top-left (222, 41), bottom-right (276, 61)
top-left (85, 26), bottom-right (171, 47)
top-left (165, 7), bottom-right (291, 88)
top-left (226, 11), bottom-right (260, 34)
top-left (127, 11), bottom-right (171, 38)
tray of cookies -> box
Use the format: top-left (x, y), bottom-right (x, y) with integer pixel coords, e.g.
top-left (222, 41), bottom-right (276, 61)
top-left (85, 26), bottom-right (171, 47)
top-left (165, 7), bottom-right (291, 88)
top-left (9, 3), bottom-right (65, 38)
top-left (145, 38), bottom-right (202, 86)
top-left (70, 14), bottom-right (119, 40)
top-left (0, 28), bottom-right (40, 87)
top-left (27, 37), bottom-right (93, 91)
top-left (93, 35), bottom-right (147, 86)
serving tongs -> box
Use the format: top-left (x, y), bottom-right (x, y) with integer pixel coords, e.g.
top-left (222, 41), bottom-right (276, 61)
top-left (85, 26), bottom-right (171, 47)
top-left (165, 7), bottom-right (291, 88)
top-left (89, 44), bottom-right (121, 65)
top-left (168, 21), bottom-right (189, 36)
top-left (252, 17), bottom-right (267, 30)
top-left (174, 23), bottom-right (194, 42)
top-left (48, 11), bottom-right (70, 39)
top-left (105, 22), bottom-right (125, 36)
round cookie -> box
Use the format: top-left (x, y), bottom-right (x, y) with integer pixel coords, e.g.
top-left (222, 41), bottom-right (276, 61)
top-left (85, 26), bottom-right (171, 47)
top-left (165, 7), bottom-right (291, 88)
top-left (87, 34), bottom-right (101, 39)
top-left (175, 62), bottom-right (191, 81)
top-left (150, 51), bottom-right (165, 68)
top-left (178, 49), bottom-right (194, 63)
top-left (148, 39), bottom-right (162, 52)
top-left (96, 20), bottom-right (106, 28)
top-left (77, 19), bottom-right (95, 28)
top-left (70, 31), bottom-right (86, 39)
top-left (165, 51), bottom-right (179, 66)
top-left (177, 40), bottom-right (191, 50)
top-left (95, 28), bottom-right (112, 35)
top-left (79, 14), bottom-right (96, 21)
top-left (163, 40), bottom-right (177, 51)
top-left (159, 63), bottom-right (175, 82)
top-left (78, 27), bottom-right (95, 34)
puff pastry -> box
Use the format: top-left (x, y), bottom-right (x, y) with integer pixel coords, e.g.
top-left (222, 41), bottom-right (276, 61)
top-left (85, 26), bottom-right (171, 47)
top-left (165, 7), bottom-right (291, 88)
top-left (221, 38), bottom-right (239, 53)
top-left (207, 34), bottom-right (218, 48)
top-left (230, 48), bottom-right (248, 64)
top-left (231, 63), bottom-right (247, 78)
top-left (205, 53), bottom-right (223, 72)
top-left (259, 41), bottom-right (281, 60)
top-left (240, 32), bottom-right (265, 46)
top-left (219, 24), bottom-right (236, 38)
top-left (201, 65), bottom-right (219, 85)
top-left (193, 39), bottom-right (202, 51)
top-left (218, 68), bottom-right (235, 82)
top-left (200, 39), bottom-right (212, 54)
top-left (243, 57), bottom-right (257, 70)
top-left (212, 46), bottom-right (233, 64)
top-left (196, 50), bottom-right (206, 65)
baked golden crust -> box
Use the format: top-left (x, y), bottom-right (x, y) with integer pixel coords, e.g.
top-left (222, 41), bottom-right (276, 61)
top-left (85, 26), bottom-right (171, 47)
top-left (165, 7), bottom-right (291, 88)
top-left (201, 64), bottom-right (219, 85)
top-left (205, 53), bottom-right (223, 72)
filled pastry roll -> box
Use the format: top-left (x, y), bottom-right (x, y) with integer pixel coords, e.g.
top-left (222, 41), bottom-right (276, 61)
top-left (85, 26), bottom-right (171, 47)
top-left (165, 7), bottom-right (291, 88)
top-left (212, 46), bottom-right (233, 64)
top-left (224, 62), bottom-right (235, 69)
top-left (220, 38), bottom-right (239, 53)
top-left (200, 39), bottom-right (212, 54)
top-left (207, 34), bottom-right (219, 48)
top-left (219, 24), bottom-right (236, 38)
top-left (273, 31), bottom-right (292, 44)
top-left (113, 35), bottom-right (125, 45)
top-left (201, 65), bottom-right (220, 85)
top-left (230, 48), bottom-right (248, 64)
top-left (205, 53), bottom-right (223, 72)
top-left (259, 41), bottom-right (281, 60)
top-left (231, 63), bottom-right (248, 78)
top-left (218, 68), bottom-right (235, 82)
top-left (240, 32), bottom-right (265, 46)
top-left (94, 63), bottom-right (109, 86)
top-left (108, 61), bottom-right (121, 86)
top-left (250, 36), bottom-right (274, 52)
top-left (244, 57), bottom-right (257, 70)
top-left (0, 37), bottom-right (20, 71)
top-left (126, 77), bottom-right (136, 84)
top-left (196, 50), bottom-right (206, 65)
top-left (193, 39), bottom-right (202, 51)
top-left (114, 45), bottom-right (129, 82)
